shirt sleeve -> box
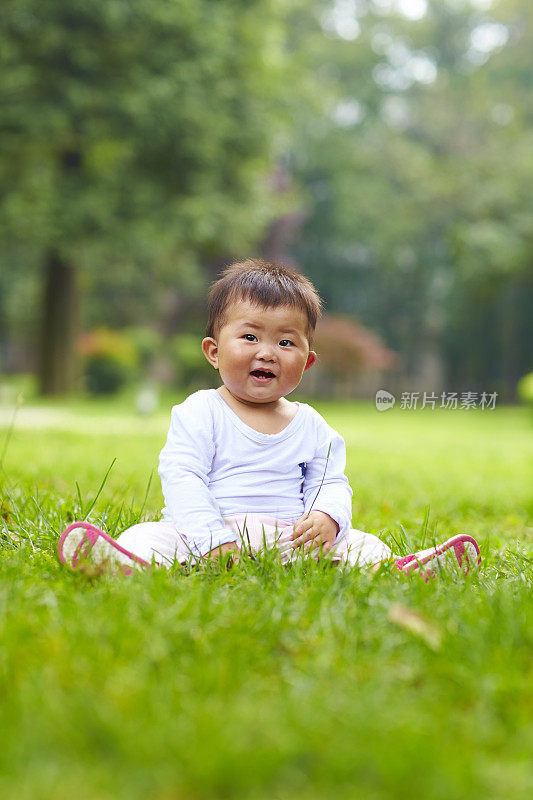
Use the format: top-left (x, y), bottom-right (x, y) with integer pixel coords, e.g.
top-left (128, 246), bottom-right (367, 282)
top-left (158, 394), bottom-right (238, 558)
top-left (302, 414), bottom-right (353, 538)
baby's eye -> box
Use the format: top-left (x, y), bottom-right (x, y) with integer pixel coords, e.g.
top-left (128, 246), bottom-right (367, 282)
top-left (279, 339), bottom-right (293, 347)
top-left (243, 334), bottom-right (257, 342)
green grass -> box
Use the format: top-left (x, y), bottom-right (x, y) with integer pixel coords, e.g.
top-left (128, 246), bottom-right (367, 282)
top-left (0, 395), bottom-right (532, 799)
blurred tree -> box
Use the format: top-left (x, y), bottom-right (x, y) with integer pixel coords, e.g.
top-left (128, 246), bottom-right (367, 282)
top-left (286, 0), bottom-right (532, 397)
top-left (0, 0), bottom-right (290, 393)
top-left (442, 0), bottom-right (533, 395)
top-left (2, 0), bottom-right (530, 397)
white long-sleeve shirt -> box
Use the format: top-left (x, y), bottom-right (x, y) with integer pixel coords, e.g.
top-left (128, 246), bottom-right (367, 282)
top-left (158, 389), bottom-right (353, 557)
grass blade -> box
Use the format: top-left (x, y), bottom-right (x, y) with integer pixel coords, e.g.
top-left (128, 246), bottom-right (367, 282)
top-left (0, 394), bottom-right (24, 475)
top-left (84, 458), bottom-right (117, 521)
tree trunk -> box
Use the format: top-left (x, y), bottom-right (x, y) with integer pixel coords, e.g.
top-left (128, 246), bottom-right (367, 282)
top-left (38, 252), bottom-right (79, 395)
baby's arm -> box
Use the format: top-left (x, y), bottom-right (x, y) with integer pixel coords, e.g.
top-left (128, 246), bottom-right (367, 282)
top-left (158, 395), bottom-right (239, 560)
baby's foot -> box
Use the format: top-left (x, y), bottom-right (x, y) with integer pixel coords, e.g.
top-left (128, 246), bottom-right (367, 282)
top-left (394, 534), bottom-right (481, 581)
top-left (58, 521), bottom-right (149, 575)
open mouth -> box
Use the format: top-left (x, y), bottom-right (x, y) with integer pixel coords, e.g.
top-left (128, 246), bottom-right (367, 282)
top-left (250, 369), bottom-right (275, 380)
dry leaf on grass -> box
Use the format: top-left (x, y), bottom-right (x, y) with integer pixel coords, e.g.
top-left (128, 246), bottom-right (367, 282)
top-left (388, 603), bottom-right (443, 651)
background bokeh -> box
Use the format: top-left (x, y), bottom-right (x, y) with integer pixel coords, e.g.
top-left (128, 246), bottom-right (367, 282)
top-left (1, 0), bottom-right (531, 403)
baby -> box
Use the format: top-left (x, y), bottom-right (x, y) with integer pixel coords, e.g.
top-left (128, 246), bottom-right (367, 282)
top-left (59, 259), bottom-right (481, 577)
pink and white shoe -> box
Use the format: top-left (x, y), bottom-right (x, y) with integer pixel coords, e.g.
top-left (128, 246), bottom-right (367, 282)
top-left (58, 521), bottom-right (150, 575)
top-left (394, 534), bottom-right (481, 581)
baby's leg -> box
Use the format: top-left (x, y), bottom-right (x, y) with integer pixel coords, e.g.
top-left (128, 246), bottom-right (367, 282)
top-left (225, 514), bottom-right (294, 560)
top-left (116, 521), bottom-right (193, 567)
top-left (58, 520), bottom-right (194, 572)
top-left (328, 528), bottom-right (393, 568)
top-left (117, 516), bottom-right (295, 566)
top-left (331, 529), bottom-right (482, 578)
top-left (228, 517), bottom-right (392, 568)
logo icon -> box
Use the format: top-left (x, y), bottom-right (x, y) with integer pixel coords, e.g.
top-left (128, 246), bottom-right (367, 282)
top-left (375, 389), bottom-right (396, 411)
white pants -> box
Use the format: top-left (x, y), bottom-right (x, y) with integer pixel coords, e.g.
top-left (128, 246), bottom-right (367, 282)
top-left (116, 514), bottom-right (392, 568)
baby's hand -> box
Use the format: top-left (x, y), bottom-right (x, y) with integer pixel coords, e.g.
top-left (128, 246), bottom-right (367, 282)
top-left (291, 510), bottom-right (339, 556)
top-left (207, 541), bottom-right (240, 565)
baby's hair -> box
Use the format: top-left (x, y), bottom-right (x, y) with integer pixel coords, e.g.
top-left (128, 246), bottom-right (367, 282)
top-left (206, 258), bottom-right (322, 344)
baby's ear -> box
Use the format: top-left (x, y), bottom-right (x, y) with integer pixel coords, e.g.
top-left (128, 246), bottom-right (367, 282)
top-left (304, 351), bottom-right (317, 372)
top-left (202, 337), bottom-right (219, 369)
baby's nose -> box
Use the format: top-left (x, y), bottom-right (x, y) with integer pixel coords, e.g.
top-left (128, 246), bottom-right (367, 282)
top-left (257, 343), bottom-right (276, 359)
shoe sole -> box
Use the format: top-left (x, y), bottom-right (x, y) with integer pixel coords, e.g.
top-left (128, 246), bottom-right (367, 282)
top-left (58, 521), bottom-right (150, 574)
top-left (398, 534), bottom-right (481, 581)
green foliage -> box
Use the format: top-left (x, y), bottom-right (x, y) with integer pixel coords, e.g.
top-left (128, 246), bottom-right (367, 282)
top-left (122, 326), bottom-right (163, 371)
top-left (289, 0), bottom-right (533, 393)
top-left (0, 0), bottom-right (531, 397)
top-left (0, 0), bottom-right (283, 260)
top-left (170, 332), bottom-right (218, 389)
top-left (78, 328), bottom-right (138, 395)
top-left (0, 0), bottom-right (292, 386)
top-left (0, 400), bottom-right (531, 799)
top-left (0, 372), bottom-right (37, 403)
top-left (517, 372), bottom-right (533, 406)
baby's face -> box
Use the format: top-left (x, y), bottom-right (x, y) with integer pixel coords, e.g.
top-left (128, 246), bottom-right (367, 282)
top-left (203, 300), bottom-right (316, 406)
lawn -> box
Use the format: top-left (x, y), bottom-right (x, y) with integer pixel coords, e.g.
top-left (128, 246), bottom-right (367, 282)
top-left (0, 393), bottom-right (532, 800)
